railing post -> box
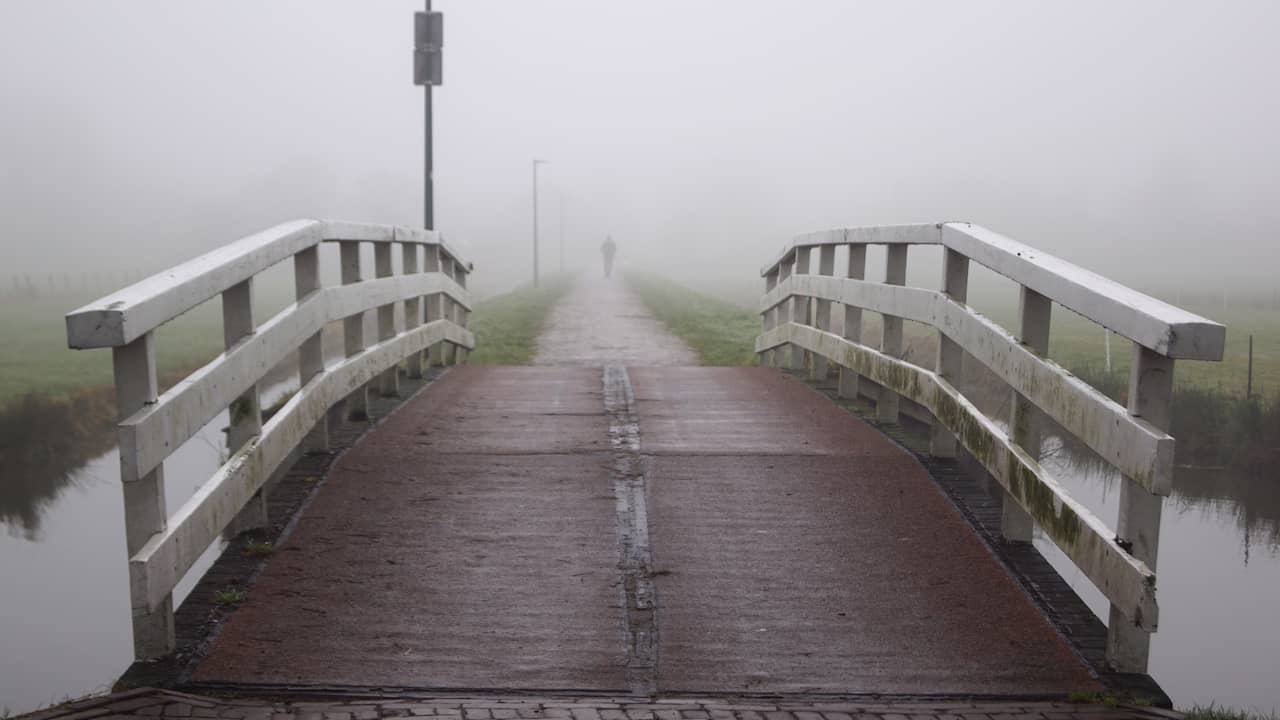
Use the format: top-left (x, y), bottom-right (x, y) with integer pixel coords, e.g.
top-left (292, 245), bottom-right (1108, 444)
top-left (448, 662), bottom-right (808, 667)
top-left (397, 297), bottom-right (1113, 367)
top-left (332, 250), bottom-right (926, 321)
top-left (340, 240), bottom-right (369, 421)
top-left (790, 247), bottom-right (811, 372)
top-left (441, 255), bottom-right (457, 365)
top-left (222, 278), bottom-right (268, 534)
top-left (113, 332), bottom-right (174, 659)
top-left (295, 246), bottom-right (328, 452)
top-left (838, 243), bottom-right (866, 400)
top-left (877, 245), bottom-right (907, 422)
top-left (454, 264), bottom-right (470, 364)
top-left (424, 244), bottom-right (444, 368)
top-left (1002, 286), bottom-right (1050, 542)
top-left (931, 249), bottom-right (969, 457)
top-left (812, 245), bottom-right (836, 380)
top-left (375, 242), bottom-right (400, 397)
top-left (762, 269), bottom-right (779, 367)
top-left (403, 244), bottom-right (424, 379)
top-left (1107, 344), bottom-right (1173, 673)
top-left (778, 254), bottom-right (795, 368)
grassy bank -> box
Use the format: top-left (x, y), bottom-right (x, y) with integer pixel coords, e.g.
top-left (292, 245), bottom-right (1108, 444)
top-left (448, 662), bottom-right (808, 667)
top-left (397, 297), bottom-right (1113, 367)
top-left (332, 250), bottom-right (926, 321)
top-left (625, 271), bottom-right (760, 366)
top-left (465, 275), bottom-right (572, 365)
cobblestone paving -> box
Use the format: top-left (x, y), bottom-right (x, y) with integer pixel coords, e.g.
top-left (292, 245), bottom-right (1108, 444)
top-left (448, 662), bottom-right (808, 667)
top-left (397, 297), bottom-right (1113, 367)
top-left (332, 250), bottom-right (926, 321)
top-left (19, 689), bottom-right (1183, 720)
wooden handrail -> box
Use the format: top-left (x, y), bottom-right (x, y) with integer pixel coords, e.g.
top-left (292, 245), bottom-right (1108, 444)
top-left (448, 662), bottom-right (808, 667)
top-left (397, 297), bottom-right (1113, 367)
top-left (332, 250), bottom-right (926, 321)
top-left (755, 222), bottom-right (1226, 675)
top-left (65, 219), bottom-right (476, 661)
top-left (759, 222), bottom-right (1225, 360)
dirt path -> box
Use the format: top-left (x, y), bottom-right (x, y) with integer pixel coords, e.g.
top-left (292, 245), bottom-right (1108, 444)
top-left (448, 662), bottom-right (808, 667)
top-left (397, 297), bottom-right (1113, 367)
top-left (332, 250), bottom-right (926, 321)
top-left (532, 272), bottom-right (699, 366)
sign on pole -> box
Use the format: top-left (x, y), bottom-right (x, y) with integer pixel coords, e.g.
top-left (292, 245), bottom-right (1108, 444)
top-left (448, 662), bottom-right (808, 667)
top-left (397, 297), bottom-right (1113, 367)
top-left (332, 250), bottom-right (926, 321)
top-left (414, 11), bottom-right (443, 86)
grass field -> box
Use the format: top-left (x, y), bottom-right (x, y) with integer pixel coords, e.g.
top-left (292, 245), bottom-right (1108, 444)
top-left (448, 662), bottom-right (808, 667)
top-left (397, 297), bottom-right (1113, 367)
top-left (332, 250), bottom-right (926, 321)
top-left (0, 292), bottom-right (227, 405)
top-left (625, 271), bottom-right (760, 366)
top-left (465, 275), bottom-right (572, 365)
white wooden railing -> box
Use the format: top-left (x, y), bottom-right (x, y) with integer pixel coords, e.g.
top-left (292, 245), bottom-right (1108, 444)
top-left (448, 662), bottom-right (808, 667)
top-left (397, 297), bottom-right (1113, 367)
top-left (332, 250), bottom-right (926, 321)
top-left (755, 222), bottom-right (1225, 674)
top-left (65, 219), bottom-right (475, 660)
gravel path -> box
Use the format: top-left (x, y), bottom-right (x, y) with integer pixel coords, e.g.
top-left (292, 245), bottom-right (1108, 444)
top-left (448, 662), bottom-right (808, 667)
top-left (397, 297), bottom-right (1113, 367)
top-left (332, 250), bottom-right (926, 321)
top-left (532, 273), bottom-right (699, 366)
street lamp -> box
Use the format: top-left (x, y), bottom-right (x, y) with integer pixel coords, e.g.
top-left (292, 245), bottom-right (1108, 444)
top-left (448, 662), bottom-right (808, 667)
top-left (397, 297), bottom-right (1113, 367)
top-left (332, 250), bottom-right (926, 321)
top-left (532, 159), bottom-right (549, 287)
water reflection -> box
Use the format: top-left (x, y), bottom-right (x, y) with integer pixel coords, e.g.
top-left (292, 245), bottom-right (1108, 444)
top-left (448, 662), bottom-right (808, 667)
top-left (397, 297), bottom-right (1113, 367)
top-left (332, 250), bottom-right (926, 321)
top-left (1034, 430), bottom-right (1279, 710)
top-left (0, 390), bottom-right (116, 540)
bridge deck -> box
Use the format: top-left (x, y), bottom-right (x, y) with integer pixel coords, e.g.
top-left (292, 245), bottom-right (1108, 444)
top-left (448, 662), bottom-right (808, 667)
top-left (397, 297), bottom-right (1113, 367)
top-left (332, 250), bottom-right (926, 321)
top-left (192, 363), bottom-right (1099, 696)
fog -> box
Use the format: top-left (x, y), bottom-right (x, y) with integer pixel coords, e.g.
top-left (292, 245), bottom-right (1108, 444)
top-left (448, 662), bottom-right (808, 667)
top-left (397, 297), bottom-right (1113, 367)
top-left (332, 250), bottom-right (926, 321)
top-left (2, 1), bottom-right (1278, 300)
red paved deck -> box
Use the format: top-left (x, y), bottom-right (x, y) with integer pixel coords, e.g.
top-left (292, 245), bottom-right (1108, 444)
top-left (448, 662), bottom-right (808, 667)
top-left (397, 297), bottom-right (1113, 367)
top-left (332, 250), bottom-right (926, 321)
top-left (193, 365), bottom-right (1099, 696)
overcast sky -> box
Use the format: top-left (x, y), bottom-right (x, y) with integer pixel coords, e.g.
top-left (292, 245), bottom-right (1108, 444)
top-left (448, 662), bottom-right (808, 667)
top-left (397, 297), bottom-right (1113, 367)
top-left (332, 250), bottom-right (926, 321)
top-left (1, 1), bottom-right (1277, 297)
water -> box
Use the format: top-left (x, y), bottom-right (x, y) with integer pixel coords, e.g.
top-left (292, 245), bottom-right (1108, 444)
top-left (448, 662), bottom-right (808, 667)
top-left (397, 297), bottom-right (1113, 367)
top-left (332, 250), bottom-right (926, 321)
top-left (0, 413), bottom-right (228, 715)
top-left (0, 376), bottom-right (298, 716)
top-left (1, 394), bottom-right (1276, 713)
top-left (1036, 443), bottom-right (1280, 711)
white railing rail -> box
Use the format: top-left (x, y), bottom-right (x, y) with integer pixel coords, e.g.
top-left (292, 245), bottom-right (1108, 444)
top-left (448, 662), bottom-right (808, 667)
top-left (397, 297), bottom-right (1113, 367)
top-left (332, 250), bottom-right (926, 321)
top-left (755, 221), bottom-right (1225, 674)
top-left (65, 219), bottom-right (476, 660)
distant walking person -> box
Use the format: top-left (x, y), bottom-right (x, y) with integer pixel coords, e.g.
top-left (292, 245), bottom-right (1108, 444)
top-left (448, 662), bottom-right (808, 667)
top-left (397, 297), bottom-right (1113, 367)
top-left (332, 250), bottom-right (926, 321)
top-left (601, 235), bottom-right (617, 279)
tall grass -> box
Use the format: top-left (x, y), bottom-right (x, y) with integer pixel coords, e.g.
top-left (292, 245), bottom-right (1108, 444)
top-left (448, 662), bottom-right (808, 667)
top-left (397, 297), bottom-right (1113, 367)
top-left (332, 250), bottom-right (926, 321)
top-left (466, 276), bottom-right (573, 365)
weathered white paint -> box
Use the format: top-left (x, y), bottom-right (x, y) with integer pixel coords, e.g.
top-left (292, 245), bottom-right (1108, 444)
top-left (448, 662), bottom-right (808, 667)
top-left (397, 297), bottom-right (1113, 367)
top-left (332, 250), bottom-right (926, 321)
top-left (930, 249), bottom-right (968, 458)
top-left (877, 245), bottom-right (908, 423)
top-left (65, 219), bottom-right (477, 660)
top-left (1004, 286), bottom-right (1051, 543)
top-left (129, 319), bottom-right (474, 614)
top-left (118, 274), bottom-right (471, 482)
top-left (758, 222), bottom-right (1225, 361)
top-left (1107, 343), bottom-right (1175, 672)
top-left (790, 247), bottom-right (812, 371)
top-left (762, 274), bottom-right (1173, 494)
top-left (838, 244), bottom-right (867, 400)
top-left (760, 224), bottom-right (941, 278)
top-left (757, 322), bottom-right (1158, 631)
top-left (66, 219), bottom-right (470, 350)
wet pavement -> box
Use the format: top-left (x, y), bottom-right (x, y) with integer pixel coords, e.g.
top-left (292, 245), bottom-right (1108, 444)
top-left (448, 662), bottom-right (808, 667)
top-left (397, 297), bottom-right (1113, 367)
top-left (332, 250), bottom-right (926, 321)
top-left (19, 688), bottom-right (1182, 720)
top-left (532, 274), bottom-right (699, 366)
top-left (181, 277), bottom-right (1099, 698)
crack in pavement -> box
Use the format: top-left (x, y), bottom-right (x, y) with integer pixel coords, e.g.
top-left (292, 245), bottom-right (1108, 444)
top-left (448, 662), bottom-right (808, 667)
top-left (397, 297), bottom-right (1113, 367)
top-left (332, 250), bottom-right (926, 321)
top-left (603, 365), bottom-right (657, 697)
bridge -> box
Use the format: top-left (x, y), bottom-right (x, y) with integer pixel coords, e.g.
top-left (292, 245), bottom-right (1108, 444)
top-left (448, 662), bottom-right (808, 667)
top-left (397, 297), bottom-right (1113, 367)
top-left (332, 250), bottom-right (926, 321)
top-left (59, 220), bottom-right (1225, 716)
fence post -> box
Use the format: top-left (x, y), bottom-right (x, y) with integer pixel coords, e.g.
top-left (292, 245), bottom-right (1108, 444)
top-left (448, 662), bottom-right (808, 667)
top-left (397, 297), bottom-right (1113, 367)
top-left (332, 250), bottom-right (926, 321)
top-left (878, 245), bottom-right (907, 422)
top-left (222, 278), bottom-right (268, 534)
top-left (375, 242), bottom-right (400, 397)
top-left (778, 254), bottom-right (795, 368)
top-left (812, 245), bottom-right (836, 381)
top-left (1000, 286), bottom-right (1051, 541)
top-left (113, 332), bottom-right (175, 659)
top-left (403, 243), bottom-right (424, 379)
top-left (454, 264), bottom-right (470, 364)
top-left (294, 246), bottom-right (328, 452)
top-left (441, 255), bottom-right (458, 365)
top-left (931, 248), bottom-right (969, 457)
top-left (340, 241), bottom-right (369, 421)
top-left (839, 242), bottom-right (867, 400)
top-left (424, 244), bottom-right (444, 368)
top-left (1107, 343), bottom-right (1173, 673)
top-left (762, 269), bottom-right (780, 367)
top-left (790, 247), bottom-right (811, 372)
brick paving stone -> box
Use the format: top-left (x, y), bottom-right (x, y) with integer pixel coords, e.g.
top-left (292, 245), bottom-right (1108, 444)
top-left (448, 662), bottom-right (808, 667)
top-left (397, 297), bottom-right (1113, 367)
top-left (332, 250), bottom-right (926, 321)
top-left (819, 713), bottom-right (852, 720)
top-left (570, 710), bottom-right (601, 720)
top-left (654, 711), bottom-right (682, 720)
top-left (324, 713), bottom-right (352, 720)
top-left (681, 713), bottom-right (710, 720)
top-left (491, 710), bottom-right (519, 719)
top-left (626, 712), bottom-right (654, 720)
top-left (764, 712), bottom-right (793, 720)
top-left (166, 705), bottom-right (193, 718)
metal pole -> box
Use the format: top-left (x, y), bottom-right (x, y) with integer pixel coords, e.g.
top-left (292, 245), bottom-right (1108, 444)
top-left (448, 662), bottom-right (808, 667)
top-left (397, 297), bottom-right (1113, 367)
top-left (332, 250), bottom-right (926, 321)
top-left (533, 161), bottom-right (540, 288)
top-left (559, 194), bottom-right (565, 274)
top-left (423, 0), bottom-right (433, 230)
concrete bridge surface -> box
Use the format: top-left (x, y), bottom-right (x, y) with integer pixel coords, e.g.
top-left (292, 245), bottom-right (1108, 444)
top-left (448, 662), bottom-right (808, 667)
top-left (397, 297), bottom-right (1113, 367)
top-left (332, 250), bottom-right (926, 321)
top-left (183, 275), bottom-right (1099, 698)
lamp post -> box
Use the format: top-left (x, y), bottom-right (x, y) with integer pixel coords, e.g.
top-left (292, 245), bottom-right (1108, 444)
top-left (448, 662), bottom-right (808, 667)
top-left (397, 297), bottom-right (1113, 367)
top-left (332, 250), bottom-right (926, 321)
top-left (532, 159), bottom-right (549, 287)
top-left (414, 2), bottom-right (443, 230)
top-left (559, 194), bottom-right (565, 274)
